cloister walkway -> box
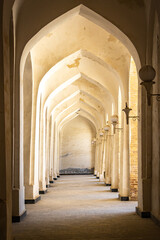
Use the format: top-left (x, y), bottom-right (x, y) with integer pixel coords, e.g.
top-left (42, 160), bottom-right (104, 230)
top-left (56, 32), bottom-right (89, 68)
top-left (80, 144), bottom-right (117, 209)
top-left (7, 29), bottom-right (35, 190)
top-left (13, 175), bottom-right (160, 240)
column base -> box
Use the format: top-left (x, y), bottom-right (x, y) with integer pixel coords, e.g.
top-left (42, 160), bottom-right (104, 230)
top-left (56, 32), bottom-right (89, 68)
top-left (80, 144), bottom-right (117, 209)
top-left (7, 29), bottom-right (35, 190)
top-left (49, 175), bottom-right (53, 182)
top-left (53, 173), bottom-right (57, 179)
top-left (136, 207), bottom-right (150, 218)
top-left (39, 189), bottom-right (47, 194)
top-left (96, 176), bottom-right (99, 179)
top-left (25, 195), bottom-right (41, 204)
top-left (106, 183), bottom-right (111, 186)
top-left (12, 187), bottom-right (26, 218)
top-left (12, 210), bottom-right (27, 223)
top-left (57, 175), bottom-right (60, 178)
top-left (49, 180), bottom-right (54, 183)
top-left (94, 174), bottom-right (96, 176)
top-left (25, 184), bottom-right (39, 200)
top-left (46, 184), bottom-right (50, 188)
top-left (120, 196), bottom-right (129, 201)
top-left (151, 213), bottom-right (160, 226)
top-left (53, 178), bottom-right (57, 180)
top-left (111, 188), bottom-right (118, 192)
top-left (99, 174), bottom-right (104, 182)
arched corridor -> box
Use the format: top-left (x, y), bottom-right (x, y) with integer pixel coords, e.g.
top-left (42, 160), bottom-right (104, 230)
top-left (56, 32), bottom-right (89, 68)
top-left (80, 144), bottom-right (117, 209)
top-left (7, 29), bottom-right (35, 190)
top-left (13, 175), bottom-right (160, 240)
top-left (1, 1), bottom-right (160, 239)
top-left (18, 4), bottom-right (140, 214)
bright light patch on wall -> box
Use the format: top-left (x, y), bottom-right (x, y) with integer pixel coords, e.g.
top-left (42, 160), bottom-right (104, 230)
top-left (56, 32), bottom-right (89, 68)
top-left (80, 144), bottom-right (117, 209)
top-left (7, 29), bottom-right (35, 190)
top-left (106, 113), bottom-right (108, 123)
top-left (51, 90), bottom-right (80, 116)
top-left (118, 87), bottom-right (122, 125)
top-left (111, 103), bottom-right (114, 115)
top-left (128, 56), bottom-right (138, 200)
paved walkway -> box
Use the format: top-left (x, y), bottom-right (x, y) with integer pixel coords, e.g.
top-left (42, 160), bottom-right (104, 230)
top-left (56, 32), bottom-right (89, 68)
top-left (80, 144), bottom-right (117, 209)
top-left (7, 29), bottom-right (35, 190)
top-left (13, 175), bottom-right (160, 240)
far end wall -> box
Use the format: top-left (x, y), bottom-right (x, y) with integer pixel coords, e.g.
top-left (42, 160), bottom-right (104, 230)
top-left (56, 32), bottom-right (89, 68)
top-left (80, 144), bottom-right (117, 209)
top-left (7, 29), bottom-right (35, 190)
top-left (59, 116), bottom-right (96, 174)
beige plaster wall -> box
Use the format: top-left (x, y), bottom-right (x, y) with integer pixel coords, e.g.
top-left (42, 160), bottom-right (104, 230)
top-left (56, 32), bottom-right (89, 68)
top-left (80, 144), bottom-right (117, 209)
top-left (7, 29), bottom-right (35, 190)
top-left (23, 53), bottom-right (32, 187)
top-left (129, 57), bottom-right (138, 200)
top-left (60, 116), bottom-right (95, 174)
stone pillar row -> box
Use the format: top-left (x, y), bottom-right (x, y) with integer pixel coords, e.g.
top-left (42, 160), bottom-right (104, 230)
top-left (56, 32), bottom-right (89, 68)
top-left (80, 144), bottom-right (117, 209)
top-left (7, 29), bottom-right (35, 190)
top-left (94, 119), bottom-right (130, 201)
top-left (12, 106), bottom-right (131, 223)
top-left (12, 112), bottom-right (62, 221)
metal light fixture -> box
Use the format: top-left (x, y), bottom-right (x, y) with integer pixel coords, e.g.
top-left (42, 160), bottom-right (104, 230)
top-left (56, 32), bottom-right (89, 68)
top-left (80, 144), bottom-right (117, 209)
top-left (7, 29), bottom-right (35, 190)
top-left (104, 123), bottom-right (110, 132)
top-left (122, 102), bottom-right (139, 125)
top-left (91, 138), bottom-right (96, 145)
top-left (99, 129), bottom-right (104, 137)
top-left (110, 115), bottom-right (118, 134)
top-left (139, 65), bottom-right (160, 105)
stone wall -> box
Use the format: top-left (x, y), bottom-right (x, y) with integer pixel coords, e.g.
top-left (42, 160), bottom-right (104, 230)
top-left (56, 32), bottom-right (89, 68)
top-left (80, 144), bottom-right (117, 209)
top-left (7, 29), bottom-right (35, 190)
top-left (60, 116), bottom-right (95, 174)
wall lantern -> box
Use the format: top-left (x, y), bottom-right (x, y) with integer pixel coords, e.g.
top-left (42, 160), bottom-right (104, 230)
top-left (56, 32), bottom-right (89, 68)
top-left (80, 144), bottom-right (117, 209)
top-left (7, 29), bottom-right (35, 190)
top-left (139, 65), bottom-right (160, 105)
top-left (110, 115), bottom-right (118, 134)
top-left (91, 138), bottom-right (96, 144)
top-left (99, 130), bottom-right (104, 137)
top-left (122, 102), bottom-right (139, 125)
top-left (104, 124), bottom-right (110, 132)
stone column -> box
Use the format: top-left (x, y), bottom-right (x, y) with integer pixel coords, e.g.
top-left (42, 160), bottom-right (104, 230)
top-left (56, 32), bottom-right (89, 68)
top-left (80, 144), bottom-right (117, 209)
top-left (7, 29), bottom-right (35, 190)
top-left (119, 129), bottom-right (124, 198)
top-left (56, 130), bottom-right (60, 177)
top-left (120, 121), bottom-right (130, 200)
top-left (111, 132), bottom-right (119, 192)
top-left (94, 140), bottom-right (98, 175)
top-left (53, 121), bottom-right (58, 180)
top-left (39, 106), bottom-right (47, 193)
top-left (136, 65), bottom-right (154, 217)
top-left (96, 137), bottom-right (100, 178)
top-left (102, 134), bottom-right (107, 180)
top-left (97, 138), bottom-right (102, 179)
top-left (45, 116), bottom-right (50, 188)
top-left (12, 60), bottom-right (26, 221)
top-left (49, 116), bottom-right (54, 183)
top-left (23, 53), bottom-right (40, 203)
top-left (99, 135), bottom-right (105, 181)
top-left (137, 92), bottom-right (152, 216)
top-left (136, 65), bottom-right (156, 218)
top-left (105, 135), bottom-right (113, 186)
top-left (0, 3), bottom-right (12, 236)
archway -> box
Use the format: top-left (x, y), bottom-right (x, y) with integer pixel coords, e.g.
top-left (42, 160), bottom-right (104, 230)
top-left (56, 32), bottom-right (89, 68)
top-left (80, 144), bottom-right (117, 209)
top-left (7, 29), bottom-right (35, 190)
top-left (12, 3), bottom-right (141, 222)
